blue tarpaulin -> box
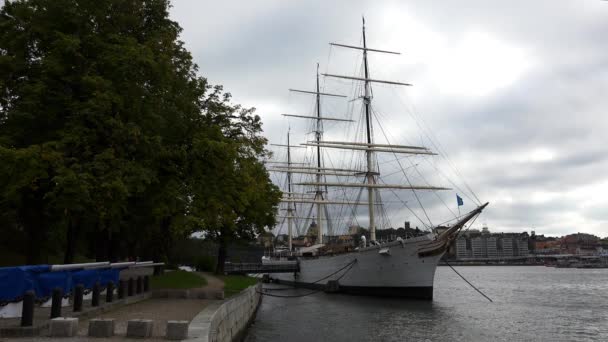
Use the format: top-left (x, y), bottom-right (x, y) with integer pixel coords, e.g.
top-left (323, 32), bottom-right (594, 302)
top-left (0, 265), bottom-right (50, 304)
top-left (35, 271), bottom-right (72, 300)
top-left (71, 269), bottom-right (120, 289)
top-left (98, 268), bottom-right (120, 287)
top-left (0, 265), bottom-right (122, 304)
top-left (71, 269), bottom-right (99, 290)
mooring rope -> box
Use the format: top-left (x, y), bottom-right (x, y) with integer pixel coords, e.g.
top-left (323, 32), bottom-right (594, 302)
top-left (257, 259), bottom-right (358, 298)
top-left (444, 259), bottom-right (493, 303)
top-left (310, 258), bottom-right (357, 284)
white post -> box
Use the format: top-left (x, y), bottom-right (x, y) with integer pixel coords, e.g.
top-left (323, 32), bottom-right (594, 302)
top-left (316, 198), bottom-right (323, 244)
top-left (287, 206), bottom-right (293, 251)
top-left (362, 18), bottom-right (376, 242)
top-left (287, 131), bottom-right (294, 251)
top-left (315, 63), bottom-right (324, 245)
top-left (367, 153), bottom-right (375, 241)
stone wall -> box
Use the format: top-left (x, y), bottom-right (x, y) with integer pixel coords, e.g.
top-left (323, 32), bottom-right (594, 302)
top-left (188, 283), bottom-right (261, 342)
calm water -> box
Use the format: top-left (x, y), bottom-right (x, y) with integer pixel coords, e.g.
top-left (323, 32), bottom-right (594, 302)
top-left (245, 266), bottom-right (608, 341)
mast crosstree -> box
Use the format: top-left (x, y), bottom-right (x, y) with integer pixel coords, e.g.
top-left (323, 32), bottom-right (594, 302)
top-left (271, 17), bottom-right (449, 243)
top-left (262, 17), bottom-right (489, 301)
top-left (324, 17), bottom-right (419, 241)
top-left (273, 63), bottom-right (350, 245)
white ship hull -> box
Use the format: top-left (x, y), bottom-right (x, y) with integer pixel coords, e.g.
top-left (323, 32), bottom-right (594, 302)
top-left (270, 234), bottom-right (446, 299)
top-left (265, 20), bottom-right (490, 301)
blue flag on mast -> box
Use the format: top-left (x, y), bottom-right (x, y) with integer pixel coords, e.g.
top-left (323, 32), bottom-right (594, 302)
top-left (456, 194), bottom-right (464, 206)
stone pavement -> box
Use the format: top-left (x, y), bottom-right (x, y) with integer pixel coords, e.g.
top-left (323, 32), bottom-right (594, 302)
top-left (0, 272), bottom-right (225, 341)
top-left (1, 298), bottom-right (211, 341)
top-left (0, 293), bottom-right (151, 338)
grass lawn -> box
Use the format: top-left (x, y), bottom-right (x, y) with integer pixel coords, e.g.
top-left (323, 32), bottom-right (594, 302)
top-left (150, 270), bottom-right (207, 289)
top-left (220, 275), bottom-right (259, 297)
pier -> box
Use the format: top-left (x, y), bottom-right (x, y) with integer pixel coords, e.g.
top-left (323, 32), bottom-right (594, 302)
top-left (224, 262), bottom-right (299, 275)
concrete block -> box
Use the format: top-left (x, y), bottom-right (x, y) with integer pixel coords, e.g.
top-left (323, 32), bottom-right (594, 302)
top-left (126, 319), bottom-right (154, 338)
top-left (49, 317), bottom-right (78, 337)
top-left (88, 318), bottom-right (115, 337)
top-left (166, 320), bottom-right (189, 340)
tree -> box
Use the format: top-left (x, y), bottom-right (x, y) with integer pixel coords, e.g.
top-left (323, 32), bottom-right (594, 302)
top-left (0, 0), bottom-right (279, 266)
top-left (186, 87), bottom-right (281, 273)
top-left (0, 0), bottom-right (187, 262)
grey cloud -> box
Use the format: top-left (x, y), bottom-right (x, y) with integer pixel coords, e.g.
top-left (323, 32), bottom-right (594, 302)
top-left (170, 0), bottom-right (608, 236)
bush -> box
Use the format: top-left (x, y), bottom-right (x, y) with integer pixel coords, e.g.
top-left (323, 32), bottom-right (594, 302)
top-left (195, 255), bottom-right (217, 272)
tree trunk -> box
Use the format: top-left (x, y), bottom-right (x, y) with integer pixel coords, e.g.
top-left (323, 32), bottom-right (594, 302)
top-left (25, 224), bottom-right (45, 265)
top-left (127, 237), bottom-right (138, 261)
top-left (95, 221), bottom-right (109, 261)
top-left (107, 227), bottom-right (120, 263)
top-left (63, 216), bottom-right (76, 264)
top-left (160, 217), bottom-right (173, 263)
top-left (21, 187), bottom-right (48, 265)
top-left (215, 227), bottom-right (228, 275)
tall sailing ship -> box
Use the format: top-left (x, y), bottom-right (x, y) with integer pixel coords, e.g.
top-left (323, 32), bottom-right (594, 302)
top-left (266, 18), bottom-right (488, 299)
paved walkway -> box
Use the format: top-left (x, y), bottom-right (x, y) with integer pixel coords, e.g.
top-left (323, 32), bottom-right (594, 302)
top-left (87, 298), bottom-right (210, 339)
top-left (1, 272), bottom-right (226, 341)
top-left (195, 272), bottom-right (224, 292)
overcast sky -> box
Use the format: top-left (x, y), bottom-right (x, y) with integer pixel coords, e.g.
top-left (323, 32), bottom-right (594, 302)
top-left (170, 0), bottom-right (608, 237)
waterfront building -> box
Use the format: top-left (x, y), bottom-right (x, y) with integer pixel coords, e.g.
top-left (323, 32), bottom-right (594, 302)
top-left (456, 237), bottom-right (468, 259)
top-left (501, 237), bottom-right (514, 257)
top-left (451, 229), bottom-right (604, 261)
top-left (463, 229), bottom-right (480, 236)
top-left (517, 238), bottom-right (529, 256)
top-left (472, 237), bottom-right (487, 258)
top-left (487, 237), bottom-right (498, 258)
top-left (258, 231), bottom-right (275, 248)
top-left (348, 224), bottom-right (361, 235)
top-left (534, 240), bottom-right (560, 254)
top-left (561, 233), bottom-right (600, 255)
top-left (325, 234), bottom-right (355, 246)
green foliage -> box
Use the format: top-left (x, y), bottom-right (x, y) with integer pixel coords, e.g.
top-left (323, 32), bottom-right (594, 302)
top-left (0, 249), bottom-right (25, 267)
top-left (195, 255), bottom-right (217, 272)
top-left (220, 275), bottom-right (259, 297)
top-left (150, 270), bottom-right (207, 290)
top-left (0, 0), bottom-right (280, 265)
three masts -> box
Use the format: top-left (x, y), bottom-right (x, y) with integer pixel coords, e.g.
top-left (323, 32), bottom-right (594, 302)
top-left (263, 18), bottom-right (490, 300)
top-left (270, 18), bottom-right (450, 249)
